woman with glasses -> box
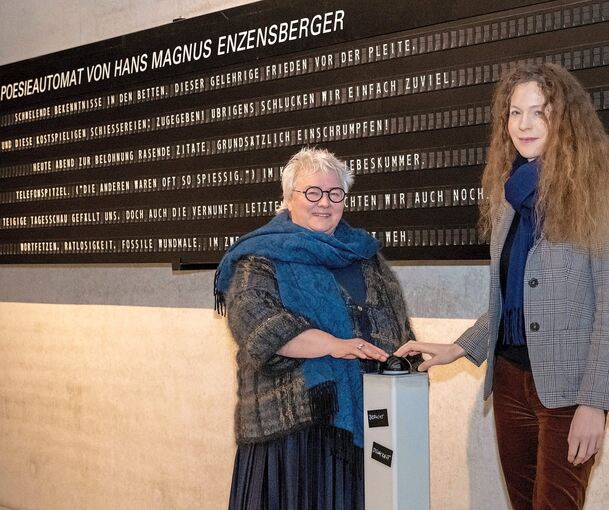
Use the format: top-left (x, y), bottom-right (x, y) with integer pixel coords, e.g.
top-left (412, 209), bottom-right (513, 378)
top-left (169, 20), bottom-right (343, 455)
top-left (215, 146), bottom-right (421, 510)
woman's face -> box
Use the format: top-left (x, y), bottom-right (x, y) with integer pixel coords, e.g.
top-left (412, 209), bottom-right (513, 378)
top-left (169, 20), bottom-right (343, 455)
top-left (287, 170), bottom-right (345, 235)
top-left (507, 81), bottom-right (549, 160)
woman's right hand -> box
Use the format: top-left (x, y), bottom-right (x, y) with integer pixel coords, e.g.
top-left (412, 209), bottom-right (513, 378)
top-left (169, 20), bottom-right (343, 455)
top-left (329, 338), bottom-right (389, 362)
top-left (277, 329), bottom-right (388, 361)
top-left (394, 341), bottom-right (465, 371)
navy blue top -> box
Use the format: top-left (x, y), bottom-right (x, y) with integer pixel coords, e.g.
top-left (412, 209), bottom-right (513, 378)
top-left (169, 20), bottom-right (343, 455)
top-left (497, 212), bottom-right (531, 369)
top-left (331, 262), bottom-right (366, 305)
top-left (331, 261), bottom-right (376, 373)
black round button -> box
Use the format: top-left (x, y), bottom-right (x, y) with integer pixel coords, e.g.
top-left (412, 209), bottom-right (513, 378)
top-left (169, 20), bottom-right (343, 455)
top-left (530, 322), bottom-right (540, 332)
top-left (528, 278), bottom-right (538, 288)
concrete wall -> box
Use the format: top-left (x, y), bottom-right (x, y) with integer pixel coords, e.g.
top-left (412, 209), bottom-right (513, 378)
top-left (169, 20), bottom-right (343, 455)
top-left (1, 2), bottom-right (608, 509)
top-left (0, 303), bottom-right (237, 510)
top-left (0, 0), bottom-right (253, 66)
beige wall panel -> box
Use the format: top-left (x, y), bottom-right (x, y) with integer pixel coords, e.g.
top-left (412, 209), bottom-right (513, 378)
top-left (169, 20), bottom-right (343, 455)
top-left (0, 302), bottom-right (237, 510)
top-left (414, 317), bottom-right (508, 509)
top-left (1, 305), bottom-right (608, 509)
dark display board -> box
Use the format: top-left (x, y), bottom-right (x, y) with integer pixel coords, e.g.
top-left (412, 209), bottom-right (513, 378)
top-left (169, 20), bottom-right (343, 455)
top-left (1, 0), bottom-right (608, 264)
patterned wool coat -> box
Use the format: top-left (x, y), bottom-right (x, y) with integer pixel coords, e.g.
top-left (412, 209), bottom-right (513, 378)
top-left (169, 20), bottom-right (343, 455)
top-left (225, 254), bottom-right (417, 444)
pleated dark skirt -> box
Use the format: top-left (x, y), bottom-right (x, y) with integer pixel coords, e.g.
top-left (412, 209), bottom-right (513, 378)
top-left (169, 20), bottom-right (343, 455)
top-left (228, 424), bottom-right (364, 510)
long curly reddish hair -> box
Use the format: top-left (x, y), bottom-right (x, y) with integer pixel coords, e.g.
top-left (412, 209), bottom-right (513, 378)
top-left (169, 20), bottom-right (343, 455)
top-left (481, 62), bottom-right (609, 248)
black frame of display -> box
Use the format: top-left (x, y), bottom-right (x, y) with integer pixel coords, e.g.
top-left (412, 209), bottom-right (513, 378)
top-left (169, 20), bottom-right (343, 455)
top-left (1, 0), bottom-right (608, 264)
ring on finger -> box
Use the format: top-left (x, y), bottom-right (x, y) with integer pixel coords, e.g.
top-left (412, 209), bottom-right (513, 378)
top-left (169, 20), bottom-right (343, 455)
top-left (356, 343), bottom-right (364, 350)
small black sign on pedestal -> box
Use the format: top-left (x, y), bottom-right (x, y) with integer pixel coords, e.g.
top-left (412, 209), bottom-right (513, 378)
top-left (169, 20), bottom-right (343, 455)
top-left (367, 408), bottom-right (389, 428)
top-left (371, 441), bottom-right (394, 468)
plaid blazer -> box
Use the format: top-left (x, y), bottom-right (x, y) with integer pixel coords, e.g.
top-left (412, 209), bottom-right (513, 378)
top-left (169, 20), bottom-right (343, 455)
top-left (456, 200), bottom-right (609, 410)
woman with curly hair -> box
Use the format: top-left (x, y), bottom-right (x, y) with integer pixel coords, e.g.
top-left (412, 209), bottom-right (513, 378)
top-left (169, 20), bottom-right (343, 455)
top-left (397, 62), bottom-right (609, 509)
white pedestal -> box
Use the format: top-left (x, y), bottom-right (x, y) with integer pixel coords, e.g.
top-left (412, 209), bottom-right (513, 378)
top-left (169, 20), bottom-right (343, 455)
top-left (363, 372), bottom-right (430, 510)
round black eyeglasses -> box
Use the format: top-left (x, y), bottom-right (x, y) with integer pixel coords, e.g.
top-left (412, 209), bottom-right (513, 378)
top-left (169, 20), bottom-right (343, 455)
top-left (293, 186), bottom-right (346, 203)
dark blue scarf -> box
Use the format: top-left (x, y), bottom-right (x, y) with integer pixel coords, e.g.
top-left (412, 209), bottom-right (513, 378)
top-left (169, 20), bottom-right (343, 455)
top-left (215, 212), bottom-right (380, 447)
top-left (502, 156), bottom-right (540, 345)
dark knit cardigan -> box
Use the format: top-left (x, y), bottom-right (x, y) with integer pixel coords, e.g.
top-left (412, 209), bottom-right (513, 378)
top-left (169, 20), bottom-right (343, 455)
top-left (226, 253), bottom-right (417, 444)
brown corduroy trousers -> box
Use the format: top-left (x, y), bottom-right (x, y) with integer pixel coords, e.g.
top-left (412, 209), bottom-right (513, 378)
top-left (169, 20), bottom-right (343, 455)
top-left (492, 356), bottom-right (597, 510)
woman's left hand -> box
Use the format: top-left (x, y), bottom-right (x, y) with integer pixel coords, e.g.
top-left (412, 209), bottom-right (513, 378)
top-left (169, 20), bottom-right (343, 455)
top-left (567, 404), bottom-right (607, 465)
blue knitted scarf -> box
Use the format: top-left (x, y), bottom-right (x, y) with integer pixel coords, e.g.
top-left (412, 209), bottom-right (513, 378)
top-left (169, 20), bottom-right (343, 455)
top-left (502, 156), bottom-right (540, 345)
top-left (214, 212), bottom-right (380, 447)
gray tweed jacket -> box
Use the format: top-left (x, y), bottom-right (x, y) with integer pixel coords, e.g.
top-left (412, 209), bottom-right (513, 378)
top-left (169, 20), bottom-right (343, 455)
top-left (225, 254), bottom-right (416, 444)
top-left (457, 200), bottom-right (609, 410)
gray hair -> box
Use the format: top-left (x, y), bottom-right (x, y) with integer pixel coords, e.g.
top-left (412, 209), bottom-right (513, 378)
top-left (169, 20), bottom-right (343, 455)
top-left (277, 147), bottom-right (353, 212)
